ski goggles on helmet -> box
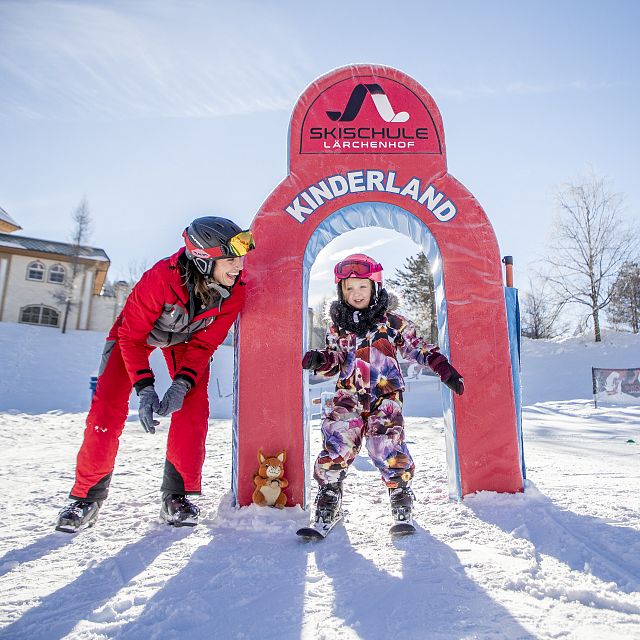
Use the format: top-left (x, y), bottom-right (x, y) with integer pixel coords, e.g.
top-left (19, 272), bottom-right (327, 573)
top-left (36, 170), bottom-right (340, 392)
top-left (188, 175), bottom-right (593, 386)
top-left (183, 229), bottom-right (255, 260)
top-left (227, 230), bottom-right (256, 257)
top-left (334, 258), bottom-right (383, 283)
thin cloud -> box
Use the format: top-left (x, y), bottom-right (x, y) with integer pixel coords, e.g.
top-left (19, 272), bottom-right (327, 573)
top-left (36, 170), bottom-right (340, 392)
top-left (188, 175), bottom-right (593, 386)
top-left (436, 79), bottom-right (617, 99)
top-left (0, 1), bottom-right (311, 120)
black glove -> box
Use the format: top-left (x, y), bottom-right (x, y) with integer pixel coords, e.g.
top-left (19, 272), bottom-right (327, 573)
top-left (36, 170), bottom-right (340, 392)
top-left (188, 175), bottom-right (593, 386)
top-left (158, 378), bottom-right (192, 416)
top-left (427, 350), bottom-right (464, 396)
top-left (302, 350), bottom-right (326, 371)
top-left (138, 385), bottom-right (160, 434)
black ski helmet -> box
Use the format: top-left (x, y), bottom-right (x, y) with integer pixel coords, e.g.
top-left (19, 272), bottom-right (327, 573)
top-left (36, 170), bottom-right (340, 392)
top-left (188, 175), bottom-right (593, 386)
top-left (182, 216), bottom-right (254, 276)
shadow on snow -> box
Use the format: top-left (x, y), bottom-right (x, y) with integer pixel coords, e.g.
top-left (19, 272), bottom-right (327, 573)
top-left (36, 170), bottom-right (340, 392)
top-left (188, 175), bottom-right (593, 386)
top-left (467, 489), bottom-right (640, 597)
top-left (1, 527), bottom-right (195, 640)
top-left (310, 522), bottom-right (535, 640)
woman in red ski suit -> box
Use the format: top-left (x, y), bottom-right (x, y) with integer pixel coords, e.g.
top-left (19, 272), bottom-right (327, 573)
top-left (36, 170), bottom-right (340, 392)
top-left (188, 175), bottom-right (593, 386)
top-left (56, 217), bottom-right (255, 532)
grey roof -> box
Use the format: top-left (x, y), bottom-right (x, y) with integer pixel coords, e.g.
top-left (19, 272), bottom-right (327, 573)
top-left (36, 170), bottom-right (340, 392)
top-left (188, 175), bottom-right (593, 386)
top-left (0, 232), bottom-right (110, 262)
top-left (0, 206), bottom-right (20, 229)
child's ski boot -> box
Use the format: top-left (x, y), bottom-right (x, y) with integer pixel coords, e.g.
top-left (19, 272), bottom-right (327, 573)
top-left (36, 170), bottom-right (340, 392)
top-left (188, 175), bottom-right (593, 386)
top-left (315, 482), bottom-right (343, 524)
top-left (160, 493), bottom-right (200, 527)
top-left (389, 486), bottom-right (416, 536)
top-left (55, 500), bottom-right (102, 533)
top-left (296, 482), bottom-right (343, 540)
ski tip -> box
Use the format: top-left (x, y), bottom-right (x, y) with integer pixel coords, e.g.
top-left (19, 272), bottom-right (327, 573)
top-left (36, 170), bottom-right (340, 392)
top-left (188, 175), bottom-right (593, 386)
top-left (389, 522), bottom-right (416, 536)
top-left (296, 527), bottom-right (325, 540)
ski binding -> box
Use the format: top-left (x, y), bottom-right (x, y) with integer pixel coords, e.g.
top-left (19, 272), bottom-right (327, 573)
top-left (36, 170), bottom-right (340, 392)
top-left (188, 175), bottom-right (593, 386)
top-left (296, 512), bottom-right (343, 540)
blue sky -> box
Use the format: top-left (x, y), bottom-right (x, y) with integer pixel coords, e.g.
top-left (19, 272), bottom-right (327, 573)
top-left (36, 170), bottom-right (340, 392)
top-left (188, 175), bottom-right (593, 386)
top-left (1, 0), bottom-right (638, 304)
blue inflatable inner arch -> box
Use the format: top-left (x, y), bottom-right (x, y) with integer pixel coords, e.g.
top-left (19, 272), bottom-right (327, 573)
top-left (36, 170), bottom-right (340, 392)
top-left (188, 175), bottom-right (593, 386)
top-left (301, 201), bottom-right (462, 501)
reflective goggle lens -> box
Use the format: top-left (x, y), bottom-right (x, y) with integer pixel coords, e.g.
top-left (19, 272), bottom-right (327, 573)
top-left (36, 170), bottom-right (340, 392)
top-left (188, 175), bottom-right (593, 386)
top-left (228, 230), bottom-right (255, 257)
top-left (335, 259), bottom-right (381, 278)
top-left (184, 229), bottom-right (255, 260)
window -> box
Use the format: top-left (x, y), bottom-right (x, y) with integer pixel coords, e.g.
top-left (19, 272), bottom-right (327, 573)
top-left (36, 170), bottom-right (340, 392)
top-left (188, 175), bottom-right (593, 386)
top-left (48, 264), bottom-right (66, 284)
top-left (27, 261), bottom-right (45, 281)
top-left (20, 305), bottom-right (60, 327)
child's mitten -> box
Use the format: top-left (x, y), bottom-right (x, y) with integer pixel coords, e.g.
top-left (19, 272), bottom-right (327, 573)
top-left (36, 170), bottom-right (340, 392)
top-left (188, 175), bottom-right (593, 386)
top-left (302, 350), bottom-right (326, 371)
top-left (427, 349), bottom-right (464, 396)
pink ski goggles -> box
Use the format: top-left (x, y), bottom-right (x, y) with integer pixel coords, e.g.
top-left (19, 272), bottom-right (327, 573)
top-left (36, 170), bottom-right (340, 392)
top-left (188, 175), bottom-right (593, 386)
top-left (334, 258), bottom-right (383, 283)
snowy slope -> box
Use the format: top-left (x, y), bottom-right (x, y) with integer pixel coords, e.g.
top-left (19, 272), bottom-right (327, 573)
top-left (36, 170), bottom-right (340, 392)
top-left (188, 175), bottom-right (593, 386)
top-left (0, 322), bottom-right (639, 639)
top-left (521, 330), bottom-right (640, 405)
top-left (0, 322), bottom-right (236, 417)
top-left (3, 322), bottom-right (637, 415)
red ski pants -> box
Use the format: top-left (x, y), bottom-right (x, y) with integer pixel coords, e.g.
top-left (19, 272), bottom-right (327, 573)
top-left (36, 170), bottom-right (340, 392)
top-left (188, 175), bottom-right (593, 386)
top-left (70, 340), bottom-right (210, 501)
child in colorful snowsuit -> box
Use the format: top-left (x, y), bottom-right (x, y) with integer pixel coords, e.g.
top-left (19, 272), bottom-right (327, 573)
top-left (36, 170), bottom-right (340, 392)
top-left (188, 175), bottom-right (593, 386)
top-left (302, 254), bottom-right (464, 525)
top-left (56, 217), bottom-right (255, 533)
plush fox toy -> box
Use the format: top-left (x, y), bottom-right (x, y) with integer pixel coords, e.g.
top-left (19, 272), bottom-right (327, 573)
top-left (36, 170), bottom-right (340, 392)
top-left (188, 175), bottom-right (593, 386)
top-left (252, 450), bottom-right (288, 508)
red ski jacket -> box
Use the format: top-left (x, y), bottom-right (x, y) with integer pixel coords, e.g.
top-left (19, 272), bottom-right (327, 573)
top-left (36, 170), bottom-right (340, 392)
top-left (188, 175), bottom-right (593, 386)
top-left (107, 248), bottom-right (246, 389)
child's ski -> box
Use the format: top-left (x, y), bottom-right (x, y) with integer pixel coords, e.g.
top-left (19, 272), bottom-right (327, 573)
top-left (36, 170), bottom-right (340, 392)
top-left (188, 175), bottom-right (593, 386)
top-left (296, 512), bottom-right (343, 540)
top-left (389, 520), bottom-right (416, 536)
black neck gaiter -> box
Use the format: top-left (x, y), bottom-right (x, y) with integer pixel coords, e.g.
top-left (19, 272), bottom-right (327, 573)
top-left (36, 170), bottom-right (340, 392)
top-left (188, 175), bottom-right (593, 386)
top-left (329, 288), bottom-right (389, 337)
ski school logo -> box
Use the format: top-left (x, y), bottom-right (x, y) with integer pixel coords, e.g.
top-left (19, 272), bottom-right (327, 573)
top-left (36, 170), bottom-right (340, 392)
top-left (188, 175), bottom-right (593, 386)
top-left (300, 76), bottom-right (441, 154)
top-left (326, 84), bottom-right (409, 123)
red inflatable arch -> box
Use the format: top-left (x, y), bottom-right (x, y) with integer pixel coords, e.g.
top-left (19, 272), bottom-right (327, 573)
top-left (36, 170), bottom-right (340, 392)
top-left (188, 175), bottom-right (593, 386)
top-left (233, 64), bottom-right (524, 506)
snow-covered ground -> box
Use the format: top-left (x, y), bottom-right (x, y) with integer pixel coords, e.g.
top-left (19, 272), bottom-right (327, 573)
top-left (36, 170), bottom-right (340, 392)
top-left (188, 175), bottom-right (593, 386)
top-left (1, 322), bottom-right (639, 639)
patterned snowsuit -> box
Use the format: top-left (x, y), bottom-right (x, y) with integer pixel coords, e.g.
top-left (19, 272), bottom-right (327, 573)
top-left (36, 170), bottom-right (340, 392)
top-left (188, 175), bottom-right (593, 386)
top-left (70, 248), bottom-right (245, 501)
top-left (313, 310), bottom-right (437, 489)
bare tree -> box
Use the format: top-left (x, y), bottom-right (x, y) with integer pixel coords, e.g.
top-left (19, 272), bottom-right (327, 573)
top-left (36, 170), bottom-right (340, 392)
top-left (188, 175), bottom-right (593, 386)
top-left (125, 258), bottom-right (152, 285)
top-left (607, 261), bottom-right (640, 333)
top-left (543, 172), bottom-right (638, 342)
top-left (573, 312), bottom-right (592, 337)
top-left (387, 252), bottom-right (437, 343)
top-left (105, 258), bottom-right (151, 318)
top-left (521, 276), bottom-right (567, 339)
top-left (53, 197), bottom-right (93, 333)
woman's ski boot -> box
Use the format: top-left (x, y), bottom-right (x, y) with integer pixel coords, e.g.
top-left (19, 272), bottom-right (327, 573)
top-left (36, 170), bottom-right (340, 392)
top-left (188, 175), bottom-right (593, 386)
top-left (55, 500), bottom-right (102, 533)
top-left (161, 493), bottom-right (200, 527)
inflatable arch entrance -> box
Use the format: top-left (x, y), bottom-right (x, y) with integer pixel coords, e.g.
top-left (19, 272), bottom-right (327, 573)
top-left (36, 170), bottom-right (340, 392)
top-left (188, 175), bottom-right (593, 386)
top-left (233, 64), bottom-right (524, 506)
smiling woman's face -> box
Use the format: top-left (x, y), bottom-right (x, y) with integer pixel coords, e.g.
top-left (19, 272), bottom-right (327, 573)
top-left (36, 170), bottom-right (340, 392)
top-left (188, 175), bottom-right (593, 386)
top-left (212, 256), bottom-right (243, 287)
